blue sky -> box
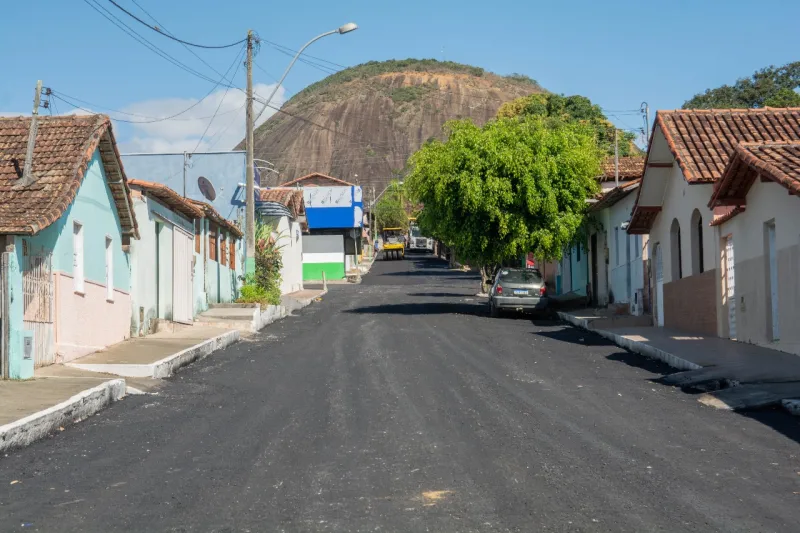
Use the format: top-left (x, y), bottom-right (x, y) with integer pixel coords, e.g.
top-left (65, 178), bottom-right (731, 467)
top-left (1, 0), bottom-right (798, 152)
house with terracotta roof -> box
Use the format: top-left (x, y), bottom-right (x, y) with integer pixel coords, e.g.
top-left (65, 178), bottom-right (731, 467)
top-left (257, 188), bottom-right (305, 294)
top-left (279, 172), bottom-right (355, 188)
top-left (126, 179), bottom-right (243, 336)
top-left (706, 140), bottom-right (800, 355)
top-left (628, 108), bottom-right (800, 345)
top-left (554, 156), bottom-right (645, 304)
top-left (0, 115), bottom-right (139, 379)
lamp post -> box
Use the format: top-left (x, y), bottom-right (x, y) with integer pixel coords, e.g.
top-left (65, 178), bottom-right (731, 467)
top-left (245, 22), bottom-right (358, 275)
top-left (252, 22), bottom-right (358, 124)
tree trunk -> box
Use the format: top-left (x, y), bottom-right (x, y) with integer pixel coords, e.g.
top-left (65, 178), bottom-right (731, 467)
top-left (479, 264), bottom-right (496, 295)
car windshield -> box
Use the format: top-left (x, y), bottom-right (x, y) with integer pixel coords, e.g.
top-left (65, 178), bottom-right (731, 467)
top-left (498, 269), bottom-right (542, 284)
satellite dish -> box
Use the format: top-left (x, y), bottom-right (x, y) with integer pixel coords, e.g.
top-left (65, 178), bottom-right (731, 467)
top-left (198, 176), bottom-right (216, 202)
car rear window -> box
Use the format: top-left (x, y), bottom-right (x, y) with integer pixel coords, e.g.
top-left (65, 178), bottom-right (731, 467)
top-left (498, 269), bottom-right (542, 283)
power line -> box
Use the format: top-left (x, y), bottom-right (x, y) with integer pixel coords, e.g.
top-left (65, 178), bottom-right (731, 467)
top-left (191, 46), bottom-right (247, 152)
top-left (108, 0), bottom-right (246, 49)
top-left (129, 0), bottom-right (246, 92)
top-left (82, 0), bottom-right (238, 88)
top-left (260, 38), bottom-right (347, 69)
top-left (205, 104), bottom-right (246, 151)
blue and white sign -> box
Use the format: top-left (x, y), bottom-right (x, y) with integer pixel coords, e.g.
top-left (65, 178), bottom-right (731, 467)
top-left (303, 186), bottom-right (363, 229)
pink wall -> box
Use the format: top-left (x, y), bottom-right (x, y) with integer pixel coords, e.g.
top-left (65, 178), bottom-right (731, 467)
top-left (54, 272), bottom-right (131, 362)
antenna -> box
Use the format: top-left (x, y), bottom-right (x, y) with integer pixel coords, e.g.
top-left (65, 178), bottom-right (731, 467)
top-left (198, 176), bottom-right (217, 202)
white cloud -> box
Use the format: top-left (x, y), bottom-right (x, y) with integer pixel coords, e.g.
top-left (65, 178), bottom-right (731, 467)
top-left (117, 83), bottom-right (286, 153)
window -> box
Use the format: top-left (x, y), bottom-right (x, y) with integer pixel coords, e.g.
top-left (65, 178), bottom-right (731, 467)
top-left (208, 222), bottom-right (218, 261)
top-left (73, 222), bottom-right (84, 293)
top-left (576, 244), bottom-right (581, 263)
top-left (105, 237), bottom-right (114, 301)
top-left (195, 219), bottom-right (202, 254)
top-left (614, 228), bottom-right (620, 266)
top-left (229, 239), bottom-right (236, 270)
top-left (635, 235), bottom-right (641, 258)
top-left (220, 233), bottom-right (228, 266)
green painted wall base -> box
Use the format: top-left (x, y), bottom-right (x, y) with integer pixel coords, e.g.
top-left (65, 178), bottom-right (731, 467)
top-left (245, 256), bottom-right (256, 277)
top-left (303, 262), bottom-right (345, 281)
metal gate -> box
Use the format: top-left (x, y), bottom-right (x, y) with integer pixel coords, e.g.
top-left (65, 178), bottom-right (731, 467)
top-left (172, 228), bottom-right (194, 324)
top-left (1, 252), bottom-right (6, 378)
top-left (725, 236), bottom-right (737, 340)
top-left (23, 253), bottom-right (54, 367)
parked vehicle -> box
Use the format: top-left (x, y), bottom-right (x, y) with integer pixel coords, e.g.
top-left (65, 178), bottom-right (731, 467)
top-left (382, 228), bottom-right (406, 260)
top-left (407, 218), bottom-right (434, 253)
top-left (488, 268), bottom-right (548, 317)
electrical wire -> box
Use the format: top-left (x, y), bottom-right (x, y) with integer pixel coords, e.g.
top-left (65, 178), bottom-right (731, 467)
top-left (260, 38), bottom-right (347, 69)
top-left (51, 42), bottom-right (245, 124)
top-left (129, 0), bottom-right (245, 92)
top-left (190, 46), bottom-right (246, 152)
top-left (108, 0), bottom-right (246, 49)
top-left (83, 0), bottom-right (239, 88)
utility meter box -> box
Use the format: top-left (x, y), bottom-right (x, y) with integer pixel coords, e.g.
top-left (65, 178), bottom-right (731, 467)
top-left (22, 331), bottom-right (34, 360)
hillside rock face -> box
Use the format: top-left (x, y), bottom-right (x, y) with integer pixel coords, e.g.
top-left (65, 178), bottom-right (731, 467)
top-left (244, 60), bottom-right (544, 191)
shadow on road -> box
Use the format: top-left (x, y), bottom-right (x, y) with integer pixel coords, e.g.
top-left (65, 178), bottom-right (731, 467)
top-left (606, 351), bottom-right (676, 376)
top-left (406, 292), bottom-right (475, 298)
top-left (380, 270), bottom-right (480, 278)
top-left (737, 406), bottom-right (800, 447)
top-left (344, 302), bottom-right (486, 316)
top-left (534, 327), bottom-right (617, 347)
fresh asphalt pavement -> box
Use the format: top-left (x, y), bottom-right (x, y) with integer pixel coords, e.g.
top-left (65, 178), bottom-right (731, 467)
top-left (2, 255), bottom-right (800, 532)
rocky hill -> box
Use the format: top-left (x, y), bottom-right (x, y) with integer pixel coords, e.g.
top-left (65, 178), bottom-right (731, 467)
top-left (243, 59), bottom-right (545, 191)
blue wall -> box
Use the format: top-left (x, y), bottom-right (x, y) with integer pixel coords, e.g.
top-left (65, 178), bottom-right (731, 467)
top-left (25, 149), bottom-right (131, 290)
top-left (121, 152), bottom-right (248, 225)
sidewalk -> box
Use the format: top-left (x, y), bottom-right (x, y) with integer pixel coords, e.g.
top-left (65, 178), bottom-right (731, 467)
top-left (558, 309), bottom-right (800, 413)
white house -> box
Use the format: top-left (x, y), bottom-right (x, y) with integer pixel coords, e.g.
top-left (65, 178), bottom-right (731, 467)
top-left (628, 108), bottom-right (800, 339)
top-left (257, 188), bottom-right (305, 294)
top-left (707, 140), bottom-right (800, 355)
top-left (587, 177), bottom-right (647, 311)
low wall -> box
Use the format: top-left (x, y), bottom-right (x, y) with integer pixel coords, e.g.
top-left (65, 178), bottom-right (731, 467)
top-left (663, 269), bottom-right (718, 336)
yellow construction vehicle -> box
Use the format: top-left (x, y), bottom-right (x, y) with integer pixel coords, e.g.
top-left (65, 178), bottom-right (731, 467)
top-left (381, 227), bottom-right (406, 260)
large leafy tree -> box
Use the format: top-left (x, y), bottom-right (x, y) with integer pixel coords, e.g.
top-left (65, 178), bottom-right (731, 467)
top-left (374, 181), bottom-right (409, 231)
top-left (497, 93), bottom-right (640, 156)
top-left (406, 116), bottom-right (601, 289)
top-left (683, 62), bottom-right (800, 109)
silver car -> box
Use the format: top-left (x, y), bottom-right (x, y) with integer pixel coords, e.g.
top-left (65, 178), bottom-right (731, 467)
top-left (488, 268), bottom-right (548, 317)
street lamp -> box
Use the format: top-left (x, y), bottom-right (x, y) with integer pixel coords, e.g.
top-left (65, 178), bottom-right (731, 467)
top-left (253, 22), bottom-right (358, 123)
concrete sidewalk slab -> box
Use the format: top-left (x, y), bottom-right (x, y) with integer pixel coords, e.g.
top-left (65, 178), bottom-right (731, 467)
top-left (66, 326), bottom-right (239, 378)
top-left (0, 377), bottom-right (125, 453)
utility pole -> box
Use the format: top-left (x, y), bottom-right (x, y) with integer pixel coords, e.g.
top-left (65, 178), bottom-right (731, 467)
top-left (641, 102), bottom-right (650, 143)
top-left (245, 30), bottom-right (256, 275)
top-left (182, 151), bottom-right (189, 197)
top-left (614, 128), bottom-right (619, 187)
top-left (19, 81), bottom-right (43, 187)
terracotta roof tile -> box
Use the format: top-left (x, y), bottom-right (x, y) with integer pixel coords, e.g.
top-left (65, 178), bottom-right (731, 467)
top-left (709, 141), bottom-right (800, 209)
top-left (279, 172), bottom-right (354, 187)
top-left (599, 156), bottom-right (645, 181)
top-left (128, 179), bottom-right (204, 220)
top-left (588, 179), bottom-right (641, 212)
top-left (258, 188), bottom-right (305, 218)
top-left (0, 114), bottom-right (138, 236)
top-left (187, 199), bottom-right (243, 238)
top-left (656, 108), bottom-right (800, 183)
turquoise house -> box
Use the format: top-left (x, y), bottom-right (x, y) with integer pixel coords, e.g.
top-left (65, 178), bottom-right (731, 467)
top-left (0, 115), bottom-right (139, 379)
top-left (127, 180), bottom-right (243, 337)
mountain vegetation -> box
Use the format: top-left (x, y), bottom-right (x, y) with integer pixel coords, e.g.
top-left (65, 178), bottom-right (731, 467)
top-left (683, 62), bottom-right (800, 109)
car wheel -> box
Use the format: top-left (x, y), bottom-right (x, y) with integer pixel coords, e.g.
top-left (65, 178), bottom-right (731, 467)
top-left (490, 302), bottom-right (500, 318)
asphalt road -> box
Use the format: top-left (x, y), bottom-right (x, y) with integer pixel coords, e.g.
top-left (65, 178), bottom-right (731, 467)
top-left (2, 254), bottom-right (800, 532)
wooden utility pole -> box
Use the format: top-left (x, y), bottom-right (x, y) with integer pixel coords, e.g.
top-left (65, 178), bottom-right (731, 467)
top-left (614, 128), bottom-right (619, 187)
top-left (245, 30), bottom-right (255, 275)
top-left (19, 81), bottom-right (43, 187)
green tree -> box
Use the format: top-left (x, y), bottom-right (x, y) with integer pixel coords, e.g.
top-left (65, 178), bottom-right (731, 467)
top-left (497, 93), bottom-right (639, 157)
top-left (406, 116), bottom-right (601, 291)
top-left (374, 181), bottom-right (409, 230)
top-left (683, 62), bottom-right (800, 109)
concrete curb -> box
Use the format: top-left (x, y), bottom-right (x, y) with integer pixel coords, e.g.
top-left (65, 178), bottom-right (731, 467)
top-left (67, 331), bottom-right (240, 378)
top-left (0, 379), bottom-right (126, 453)
top-left (557, 312), bottom-right (702, 372)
